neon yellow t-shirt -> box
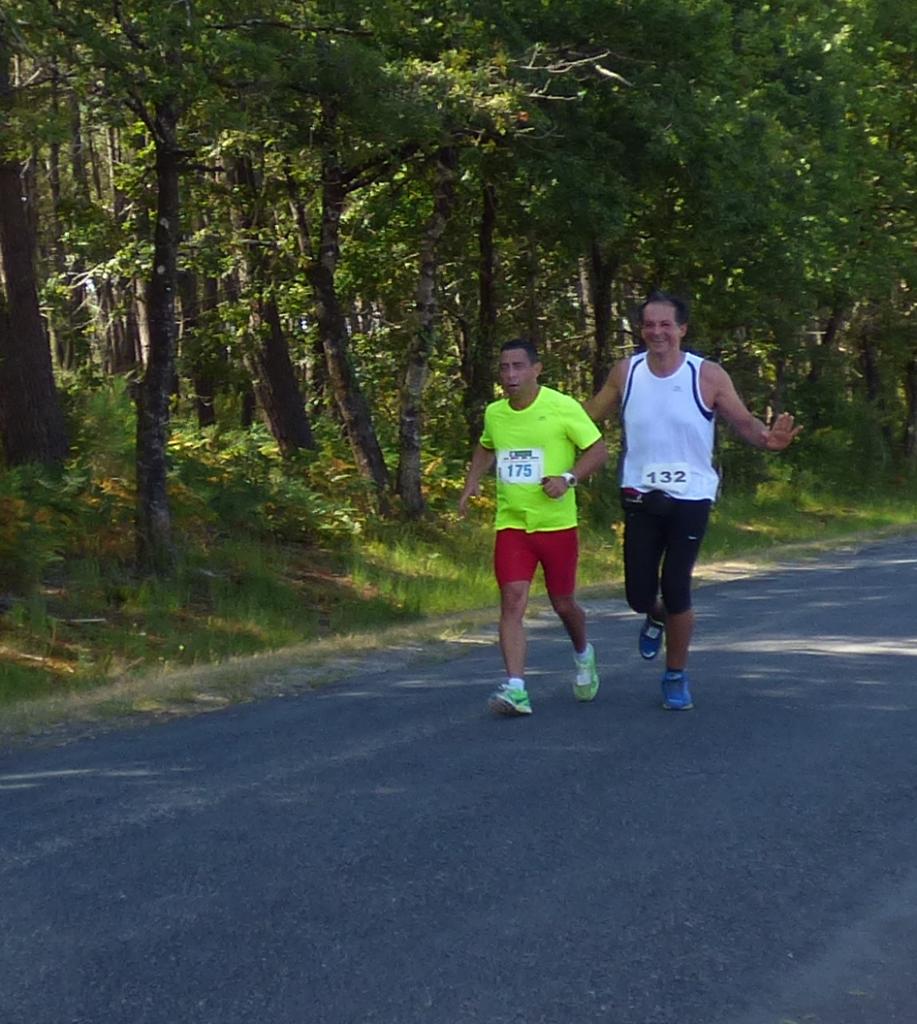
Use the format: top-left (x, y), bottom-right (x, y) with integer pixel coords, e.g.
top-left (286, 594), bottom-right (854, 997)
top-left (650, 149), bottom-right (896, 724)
top-left (480, 386), bottom-right (602, 532)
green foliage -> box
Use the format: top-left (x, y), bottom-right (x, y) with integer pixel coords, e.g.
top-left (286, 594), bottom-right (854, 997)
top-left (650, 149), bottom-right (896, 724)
top-left (3, 0), bottom-right (917, 719)
top-left (0, 466), bottom-right (80, 591)
top-left (169, 422), bottom-right (369, 543)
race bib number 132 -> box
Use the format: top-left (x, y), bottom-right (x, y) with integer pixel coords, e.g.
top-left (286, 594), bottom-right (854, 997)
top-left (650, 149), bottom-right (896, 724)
top-left (497, 448), bottom-right (545, 484)
top-left (640, 462), bottom-right (690, 495)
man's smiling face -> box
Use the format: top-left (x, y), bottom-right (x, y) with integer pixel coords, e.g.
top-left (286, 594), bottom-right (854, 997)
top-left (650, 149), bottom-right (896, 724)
top-left (640, 301), bottom-right (688, 358)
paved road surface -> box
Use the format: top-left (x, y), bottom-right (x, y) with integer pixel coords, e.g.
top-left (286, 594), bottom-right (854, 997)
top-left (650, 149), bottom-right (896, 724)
top-left (3, 536), bottom-right (917, 1024)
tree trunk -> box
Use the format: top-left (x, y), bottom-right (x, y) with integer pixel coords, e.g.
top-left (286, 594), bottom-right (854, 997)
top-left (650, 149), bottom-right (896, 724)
top-left (462, 180), bottom-right (498, 449)
top-left (285, 164), bottom-right (328, 405)
top-left (228, 154), bottom-right (314, 454)
top-left (397, 148), bottom-right (457, 518)
top-left (97, 277), bottom-right (142, 374)
top-left (587, 240), bottom-right (618, 394)
top-left (523, 232), bottom-right (541, 347)
top-left (858, 324), bottom-right (893, 452)
top-left (63, 90), bottom-right (92, 369)
top-left (200, 272), bottom-right (222, 427)
top-left (805, 306), bottom-right (844, 430)
top-left (904, 354), bottom-right (917, 462)
top-left (99, 127), bottom-right (145, 374)
top-left (0, 43), bottom-right (68, 466)
top-left (305, 140), bottom-right (389, 509)
top-left (133, 275), bottom-right (151, 368)
top-left (178, 267), bottom-right (217, 428)
top-left (246, 294), bottom-right (315, 454)
top-left (46, 70), bottom-right (67, 368)
top-left (134, 109), bottom-right (180, 574)
top-left (859, 329), bottom-right (881, 406)
top-left (44, 70), bottom-right (90, 371)
top-left (770, 353), bottom-right (786, 417)
top-left (222, 268), bottom-right (256, 427)
top-left (576, 256), bottom-right (591, 331)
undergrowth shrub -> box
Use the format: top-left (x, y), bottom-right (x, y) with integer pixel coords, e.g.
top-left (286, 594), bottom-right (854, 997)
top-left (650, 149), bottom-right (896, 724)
top-left (0, 467), bottom-right (77, 591)
top-left (169, 421), bottom-right (367, 544)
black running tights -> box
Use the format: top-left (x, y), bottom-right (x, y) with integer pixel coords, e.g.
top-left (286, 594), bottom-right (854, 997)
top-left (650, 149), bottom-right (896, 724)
top-left (622, 499), bottom-right (711, 616)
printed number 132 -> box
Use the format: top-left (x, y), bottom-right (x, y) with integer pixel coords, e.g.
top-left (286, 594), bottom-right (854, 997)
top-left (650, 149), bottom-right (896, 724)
top-left (647, 469), bottom-right (686, 484)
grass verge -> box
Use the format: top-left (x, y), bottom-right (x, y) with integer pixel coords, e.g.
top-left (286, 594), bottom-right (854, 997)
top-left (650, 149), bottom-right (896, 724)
top-left (3, 484), bottom-right (917, 748)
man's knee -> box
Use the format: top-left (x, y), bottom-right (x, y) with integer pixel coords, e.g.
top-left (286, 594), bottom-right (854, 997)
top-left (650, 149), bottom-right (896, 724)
top-left (549, 592), bottom-right (579, 618)
top-left (625, 582), bottom-right (657, 615)
top-left (660, 582), bottom-right (692, 615)
top-left (500, 582), bottom-right (530, 618)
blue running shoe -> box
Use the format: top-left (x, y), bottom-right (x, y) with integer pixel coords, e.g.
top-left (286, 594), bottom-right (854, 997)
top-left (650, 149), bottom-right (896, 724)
top-left (639, 615), bottom-right (665, 660)
top-left (661, 670), bottom-right (693, 710)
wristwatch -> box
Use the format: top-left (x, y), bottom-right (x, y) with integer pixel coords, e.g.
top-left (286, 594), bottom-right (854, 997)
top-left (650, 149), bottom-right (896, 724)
top-left (561, 471), bottom-right (577, 487)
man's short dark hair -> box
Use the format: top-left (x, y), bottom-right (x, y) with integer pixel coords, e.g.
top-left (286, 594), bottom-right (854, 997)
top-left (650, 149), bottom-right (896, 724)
top-left (639, 290), bottom-right (689, 326)
top-left (500, 338), bottom-right (540, 363)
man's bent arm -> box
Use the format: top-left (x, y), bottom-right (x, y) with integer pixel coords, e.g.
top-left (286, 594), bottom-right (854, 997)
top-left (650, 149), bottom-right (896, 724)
top-left (542, 439), bottom-right (609, 499)
top-left (583, 361), bottom-right (627, 422)
top-left (572, 439), bottom-right (609, 482)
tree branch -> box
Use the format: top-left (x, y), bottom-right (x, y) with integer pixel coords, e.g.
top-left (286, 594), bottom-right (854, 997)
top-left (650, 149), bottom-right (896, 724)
top-left (520, 46), bottom-right (635, 86)
top-left (112, 0), bottom-right (148, 52)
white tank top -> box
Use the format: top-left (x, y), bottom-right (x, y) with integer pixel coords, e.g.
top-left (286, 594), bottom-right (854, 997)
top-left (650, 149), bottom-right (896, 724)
top-left (620, 352), bottom-right (720, 501)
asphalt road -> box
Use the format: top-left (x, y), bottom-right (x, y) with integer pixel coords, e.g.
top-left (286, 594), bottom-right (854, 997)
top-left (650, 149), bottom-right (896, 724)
top-left (4, 535), bottom-right (917, 1024)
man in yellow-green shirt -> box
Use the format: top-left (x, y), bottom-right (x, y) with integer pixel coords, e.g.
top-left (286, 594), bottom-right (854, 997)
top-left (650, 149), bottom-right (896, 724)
top-left (459, 339), bottom-right (609, 716)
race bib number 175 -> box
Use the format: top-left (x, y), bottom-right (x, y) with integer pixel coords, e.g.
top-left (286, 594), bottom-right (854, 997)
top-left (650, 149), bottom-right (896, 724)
top-left (497, 448), bottom-right (545, 484)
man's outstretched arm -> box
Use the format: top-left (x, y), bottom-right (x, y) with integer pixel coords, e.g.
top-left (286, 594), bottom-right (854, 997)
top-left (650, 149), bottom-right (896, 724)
top-left (705, 363), bottom-right (802, 451)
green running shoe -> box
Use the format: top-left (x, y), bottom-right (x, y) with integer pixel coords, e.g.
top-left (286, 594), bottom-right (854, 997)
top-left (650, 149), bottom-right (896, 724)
top-left (488, 685), bottom-right (533, 716)
top-left (573, 644), bottom-right (600, 702)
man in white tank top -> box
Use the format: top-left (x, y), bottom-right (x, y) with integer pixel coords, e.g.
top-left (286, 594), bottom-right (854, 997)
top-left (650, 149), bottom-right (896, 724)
top-left (585, 292), bottom-right (801, 710)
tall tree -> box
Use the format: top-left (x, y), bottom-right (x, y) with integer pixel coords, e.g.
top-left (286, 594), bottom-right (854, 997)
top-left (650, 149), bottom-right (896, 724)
top-left (33, 0), bottom-right (261, 570)
top-left (226, 151), bottom-right (314, 455)
top-left (303, 110), bottom-right (393, 509)
top-left (0, 26), bottom-right (68, 466)
top-left (397, 146), bottom-right (457, 516)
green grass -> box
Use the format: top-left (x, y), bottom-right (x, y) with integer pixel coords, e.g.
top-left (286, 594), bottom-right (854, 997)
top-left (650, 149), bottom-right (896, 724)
top-left (704, 486), bottom-right (917, 560)
top-left (5, 482), bottom-right (916, 736)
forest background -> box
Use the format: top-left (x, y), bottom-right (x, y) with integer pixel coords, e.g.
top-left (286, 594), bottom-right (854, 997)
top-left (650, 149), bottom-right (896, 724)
top-left (0, 0), bottom-right (914, 730)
